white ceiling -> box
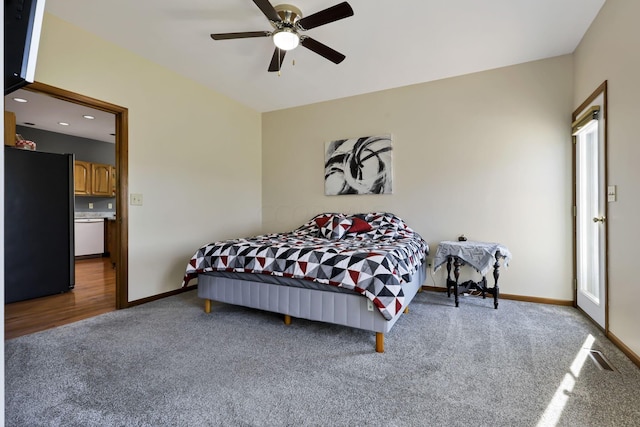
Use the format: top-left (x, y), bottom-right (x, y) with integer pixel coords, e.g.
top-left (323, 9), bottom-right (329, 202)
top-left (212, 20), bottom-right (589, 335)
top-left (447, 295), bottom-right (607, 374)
top-left (6, 88), bottom-right (116, 143)
top-left (7, 0), bottom-right (606, 141)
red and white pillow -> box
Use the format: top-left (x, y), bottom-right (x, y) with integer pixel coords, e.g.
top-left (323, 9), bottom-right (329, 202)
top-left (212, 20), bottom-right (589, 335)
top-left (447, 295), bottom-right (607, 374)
top-left (314, 215), bottom-right (334, 229)
top-left (319, 216), bottom-right (352, 239)
top-left (315, 214), bottom-right (373, 239)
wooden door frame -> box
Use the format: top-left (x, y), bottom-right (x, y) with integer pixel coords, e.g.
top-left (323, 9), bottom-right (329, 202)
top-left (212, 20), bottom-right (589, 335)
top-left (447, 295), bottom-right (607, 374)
top-left (571, 80), bottom-right (608, 333)
top-left (25, 82), bottom-right (129, 309)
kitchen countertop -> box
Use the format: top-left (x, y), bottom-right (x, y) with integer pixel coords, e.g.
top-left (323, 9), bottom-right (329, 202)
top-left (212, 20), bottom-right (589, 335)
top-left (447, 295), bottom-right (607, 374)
top-left (75, 211), bottom-right (116, 220)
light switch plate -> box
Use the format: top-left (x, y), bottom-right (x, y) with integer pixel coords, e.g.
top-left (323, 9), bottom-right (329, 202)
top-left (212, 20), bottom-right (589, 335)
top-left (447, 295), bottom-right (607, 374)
top-left (130, 193), bottom-right (143, 206)
top-left (607, 185), bottom-right (617, 202)
top-left (88, 203), bottom-right (93, 209)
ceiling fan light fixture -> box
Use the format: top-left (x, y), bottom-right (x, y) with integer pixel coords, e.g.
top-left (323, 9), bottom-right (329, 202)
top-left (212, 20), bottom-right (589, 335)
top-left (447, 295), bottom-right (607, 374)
top-left (273, 28), bottom-right (299, 50)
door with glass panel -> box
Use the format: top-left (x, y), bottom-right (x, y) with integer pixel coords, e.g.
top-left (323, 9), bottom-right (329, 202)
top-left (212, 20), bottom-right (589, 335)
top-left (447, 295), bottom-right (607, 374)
top-left (573, 85), bottom-right (607, 329)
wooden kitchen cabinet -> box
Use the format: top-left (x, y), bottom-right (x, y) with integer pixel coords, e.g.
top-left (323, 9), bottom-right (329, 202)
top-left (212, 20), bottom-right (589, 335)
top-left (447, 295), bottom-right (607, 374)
top-left (4, 111), bottom-right (16, 146)
top-left (74, 161), bottom-right (92, 195)
top-left (91, 163), bottom-right (112, 196)
top-left (75, 160), bottom-right (114, 196)
top-left (110, 165), bottom-right (116, 196)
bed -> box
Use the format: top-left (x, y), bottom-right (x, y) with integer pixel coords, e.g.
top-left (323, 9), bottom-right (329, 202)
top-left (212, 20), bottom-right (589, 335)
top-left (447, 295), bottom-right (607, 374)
top-left (182, 212), bottom-right (429, 352)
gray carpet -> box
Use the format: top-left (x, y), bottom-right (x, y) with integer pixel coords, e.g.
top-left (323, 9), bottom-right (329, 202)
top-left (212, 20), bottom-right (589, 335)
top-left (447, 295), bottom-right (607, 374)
top-left (5, 289), bottom-right (640, 426)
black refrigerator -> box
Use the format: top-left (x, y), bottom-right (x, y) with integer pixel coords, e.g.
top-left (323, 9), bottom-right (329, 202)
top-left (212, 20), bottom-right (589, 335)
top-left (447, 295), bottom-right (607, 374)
top-left (4, 146), bottom-right (75, 303)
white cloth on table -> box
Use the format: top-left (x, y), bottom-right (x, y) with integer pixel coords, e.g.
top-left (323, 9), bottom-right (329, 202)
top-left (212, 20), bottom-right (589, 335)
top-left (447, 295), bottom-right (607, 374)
top-left (433, 241), bottom-right (512, 276)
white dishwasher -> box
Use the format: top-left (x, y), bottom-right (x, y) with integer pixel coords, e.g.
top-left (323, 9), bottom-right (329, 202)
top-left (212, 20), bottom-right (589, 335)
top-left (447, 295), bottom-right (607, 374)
top-left (74, 219), bottom-right (105, 256)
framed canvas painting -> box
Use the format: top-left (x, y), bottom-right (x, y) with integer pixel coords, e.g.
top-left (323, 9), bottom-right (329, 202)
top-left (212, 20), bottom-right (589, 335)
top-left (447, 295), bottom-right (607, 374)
top-left (324, 134), bottom-right (393, 195)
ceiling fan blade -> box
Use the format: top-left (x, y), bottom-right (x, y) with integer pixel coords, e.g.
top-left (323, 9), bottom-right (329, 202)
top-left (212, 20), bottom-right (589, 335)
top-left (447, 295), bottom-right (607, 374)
top-left (268, 48), bottom-right (287, 72)
top-left (300, 37), bottom-right (345, 64)
top-left (297, 2), bottom-right (354, 30)
top-left (210, 31), bottom-right (270, 40)
top-left (253, 0), bottom-right (281, 22)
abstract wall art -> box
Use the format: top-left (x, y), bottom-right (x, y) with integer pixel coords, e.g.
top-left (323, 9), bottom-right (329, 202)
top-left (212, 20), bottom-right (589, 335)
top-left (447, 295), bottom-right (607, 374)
top-left (324, 134), bottom-right (393, 195)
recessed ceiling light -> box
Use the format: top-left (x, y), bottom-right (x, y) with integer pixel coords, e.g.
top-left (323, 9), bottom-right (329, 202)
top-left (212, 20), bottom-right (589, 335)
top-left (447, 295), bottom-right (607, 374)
top-left (83, 115), bottom-right (95, 120)
top-left (13, 97), bottom-right (28, 103)
top-left (58, 122), bottom-right (70, 126)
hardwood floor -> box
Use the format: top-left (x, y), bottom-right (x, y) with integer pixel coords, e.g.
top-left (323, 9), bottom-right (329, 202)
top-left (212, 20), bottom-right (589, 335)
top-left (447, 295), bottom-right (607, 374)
top-left (4, 257), bottom-right (116, 340)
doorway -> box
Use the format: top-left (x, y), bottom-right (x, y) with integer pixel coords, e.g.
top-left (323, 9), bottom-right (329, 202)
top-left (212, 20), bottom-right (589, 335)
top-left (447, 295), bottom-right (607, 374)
top-left (573, 81), bottom-right (608, 330)
top-left (24, 82), bottom-right (129, 310)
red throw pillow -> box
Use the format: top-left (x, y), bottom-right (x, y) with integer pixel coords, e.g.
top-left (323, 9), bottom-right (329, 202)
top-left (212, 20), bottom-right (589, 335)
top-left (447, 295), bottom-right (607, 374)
top-left (349, 217), bottom-right (372, 233)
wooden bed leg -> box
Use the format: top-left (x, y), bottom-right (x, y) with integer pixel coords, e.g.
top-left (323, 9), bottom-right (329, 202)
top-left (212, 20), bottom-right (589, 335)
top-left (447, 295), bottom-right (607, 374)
top-left (204, 299), bottom-right (211, 314)
top-left (403, 306), bottom-right (409, 314)
top-left (376, 333), bottom-right (384, 353)
top-left (284, 315), bottom-right (291, 325)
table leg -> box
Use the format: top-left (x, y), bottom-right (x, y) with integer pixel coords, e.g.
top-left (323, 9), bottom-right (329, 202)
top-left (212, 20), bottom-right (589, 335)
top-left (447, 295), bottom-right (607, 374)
top-left (493, 256), bottom-right (501, 309)
top-left (446, 256), bottom-right (453, 297)
top-left (453, 257), bottom-right (461, 307)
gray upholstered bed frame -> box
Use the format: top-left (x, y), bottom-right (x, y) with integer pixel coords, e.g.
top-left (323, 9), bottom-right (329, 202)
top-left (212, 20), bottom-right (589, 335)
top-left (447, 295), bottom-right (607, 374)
top-left (197, 263), bottom-right (426, 353)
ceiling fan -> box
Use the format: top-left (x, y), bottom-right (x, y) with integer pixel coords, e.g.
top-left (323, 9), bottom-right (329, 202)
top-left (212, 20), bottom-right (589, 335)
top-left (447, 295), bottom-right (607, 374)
top-left (211, 0), bottom-right (354, 73)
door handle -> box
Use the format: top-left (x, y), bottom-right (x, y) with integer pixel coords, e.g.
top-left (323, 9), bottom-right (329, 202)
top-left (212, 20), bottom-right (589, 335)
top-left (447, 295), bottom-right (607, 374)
top-left (593, 216), bottom-right (606, 223)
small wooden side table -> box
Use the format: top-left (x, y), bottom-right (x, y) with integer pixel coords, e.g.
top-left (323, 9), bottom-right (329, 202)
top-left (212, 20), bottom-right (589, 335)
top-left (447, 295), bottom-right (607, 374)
top-left (434, 241), bottom-right (512, 309)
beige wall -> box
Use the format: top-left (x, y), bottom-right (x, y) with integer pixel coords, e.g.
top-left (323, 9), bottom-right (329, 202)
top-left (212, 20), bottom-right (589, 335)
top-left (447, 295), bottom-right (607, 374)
top-left (574, 0), bottom-right (640, 357)
top-left (6, 1), bottom-right (635, 364)
top-left (263, 55), bottom-right (574, 301)
top-left (36, 15), bottom-right (263, 300)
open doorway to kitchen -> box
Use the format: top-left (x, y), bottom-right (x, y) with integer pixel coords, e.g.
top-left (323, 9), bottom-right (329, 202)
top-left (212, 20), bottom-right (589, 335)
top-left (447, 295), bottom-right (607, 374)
top-left (4, 82), bottom-right (128, 339)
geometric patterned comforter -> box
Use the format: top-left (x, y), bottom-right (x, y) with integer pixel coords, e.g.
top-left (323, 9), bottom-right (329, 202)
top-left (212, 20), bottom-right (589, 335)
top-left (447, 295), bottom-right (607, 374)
top-left (183, 212), bottom-right (429, 320)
